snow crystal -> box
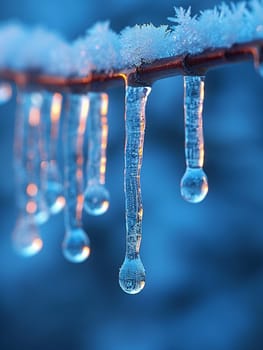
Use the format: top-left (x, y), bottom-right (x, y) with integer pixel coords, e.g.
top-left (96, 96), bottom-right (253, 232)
top-left (72, 21), bottom-right (120, 76)
top-left (168, 2), bottom-right (252, 53)
top-left (0, 0), bottom-right (262, 76)
top-left (120, 24), bottom-right (172, 67)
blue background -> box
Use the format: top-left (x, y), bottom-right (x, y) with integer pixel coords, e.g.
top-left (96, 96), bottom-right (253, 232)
top-left (1, 0), bottom-right (263, 349)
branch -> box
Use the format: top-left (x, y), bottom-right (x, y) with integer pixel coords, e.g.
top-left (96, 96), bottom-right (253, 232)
top-left (0, 40), bottom-right (262, 93)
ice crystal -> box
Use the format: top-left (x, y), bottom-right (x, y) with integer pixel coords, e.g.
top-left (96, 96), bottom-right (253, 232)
top-left (120, 24), bottom-right (171, 67)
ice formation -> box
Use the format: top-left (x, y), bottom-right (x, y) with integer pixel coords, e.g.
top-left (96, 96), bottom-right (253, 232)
top-left (7, 0), bottom-right (263, 294)
top-left (12, 90), bottom-right (49, 256)
top-left (0, 1), bottom-right (262, 76)
top-left (119, 85), bottom-right (151, 295)
top-left (180, 76), bottom-right (208, 203)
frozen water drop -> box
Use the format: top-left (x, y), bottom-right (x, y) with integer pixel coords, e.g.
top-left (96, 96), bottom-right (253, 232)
top-left (180, 167), bottom-right (208, 203)
top-left (62, 228), bottom-right (90, 263)
top-left (119, 257), bottom-right (146, 294)
top-left (84, 184), bottom-right (109, 215)
top-left (45, 162), bottom-right (65, 214)
top-left (0, 82), bottom-right (12, 104)
top-left (12, 216), bottom-right (43, 257)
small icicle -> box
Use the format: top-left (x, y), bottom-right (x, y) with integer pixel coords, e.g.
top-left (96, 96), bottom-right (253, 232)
top-left (41, 92), bottom-right (65, 214)
top-left (119, 84), bottom-right (151, 295)
top-left (20, 90), bottom-right (49, 224)
top-left (83, 92), bottom-right (110, 216)
top-left (0, 81), bottom-right (12, 105)
top-left (62, 94), bottom-right (90, 263)
top-left (180, 76), bottom-right (208, 203)
top-left (12, 90), bottom-right (47, 257)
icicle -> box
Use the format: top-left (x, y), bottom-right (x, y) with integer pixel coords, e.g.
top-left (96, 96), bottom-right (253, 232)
top-left (62, 94), bottom-right (90, 263)
top-left (83, 92), bottom-right (110, 216)
top-left (19, 90), bottom-right (49, 224)
top-left (12, 90), bottom-right (48, 256)
top-left (41, 92), bottom-right (65, 214)
top-left (0, 81), bottom-right (12, 104)
top-left (119, 84), bottom-right (151, 295)
top-left (180, 76), bottom-right (208, 203)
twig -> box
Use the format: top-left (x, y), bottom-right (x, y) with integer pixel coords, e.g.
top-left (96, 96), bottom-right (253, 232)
top-left (0, 39), bottom-right (262, 92)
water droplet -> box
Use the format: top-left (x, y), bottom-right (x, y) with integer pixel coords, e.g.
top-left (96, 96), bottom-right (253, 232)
top-left (180, 167), bottom-right (208, 203)
top-left (12, 216), bottom-right (43, 257)
top-left (84, 184), bottom-right (109, 215)
top-left (119, 257), bottom-right (145, 294)
top-left (84, 93), bottom-right (110, 216)
top-left (0, 82), bottom-right (12, 104)
top-left (181, 75), bottom-right (208, 203)
top-left (62, 228), bottom-right (90, 263)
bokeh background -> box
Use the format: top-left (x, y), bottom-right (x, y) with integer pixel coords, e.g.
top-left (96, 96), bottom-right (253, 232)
top-left (1, 0), bottom-right (263, 349)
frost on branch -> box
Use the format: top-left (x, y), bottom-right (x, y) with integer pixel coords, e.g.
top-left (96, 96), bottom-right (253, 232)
top-left (119, 24), bottom-right (172, 67)
top-left (73, 21), bottom-right (120, 76)
top-left (0, 0), bottom-right (263, 76)
top-left (0, 22), bottom-right (73, 76)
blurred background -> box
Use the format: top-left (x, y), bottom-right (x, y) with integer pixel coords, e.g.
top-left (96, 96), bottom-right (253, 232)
top-left (1, 0), bottom-right (263, 349)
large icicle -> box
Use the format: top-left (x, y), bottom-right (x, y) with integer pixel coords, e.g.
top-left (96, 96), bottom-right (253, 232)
top-left (83, 92), bottom-right (110, 216)
top-left (62, 94), bottom-right (91, 263)
top-left (12, 90), bottom-right (49, 256)
top-left (180, 75), bottom-right (208, 203)
top-left (119, 84), bottom-right (151, 295)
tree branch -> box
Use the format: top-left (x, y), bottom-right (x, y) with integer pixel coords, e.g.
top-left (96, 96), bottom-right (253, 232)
top-left (0, 39), bottom-right (262, 93)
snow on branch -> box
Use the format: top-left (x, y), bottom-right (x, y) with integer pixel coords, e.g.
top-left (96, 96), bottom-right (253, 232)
top-left (0, 0), bottom-right (263, 89)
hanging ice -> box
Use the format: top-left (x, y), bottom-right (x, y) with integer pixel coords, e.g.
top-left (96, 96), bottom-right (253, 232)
top-left (62, 94), bottom-right (91, 263)
top-left (12, 90), bottom-right (49, 256)
top-left (41, 92), bottom-right (65, 214)
top-left (119, 84), bottom-right (151, 295)
top-left (83, 92), bottom-right (110, 216)
top-left (180, 76), bottom-right (208, 203)
top-left (17, 90), bottom-right (49, 224)
top-left (0, 81), bottom-right (12, 104)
